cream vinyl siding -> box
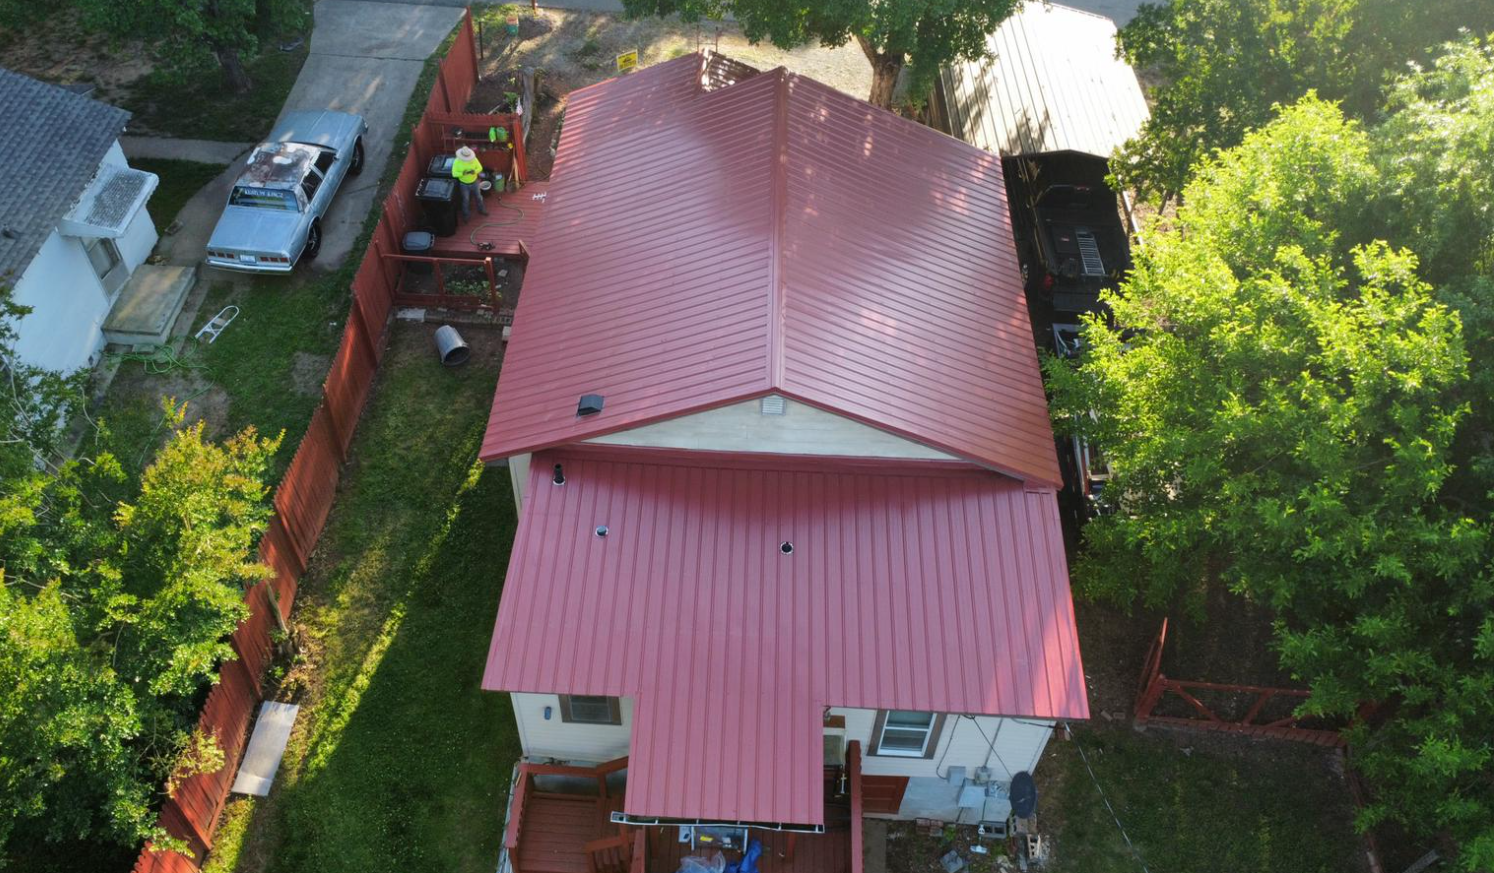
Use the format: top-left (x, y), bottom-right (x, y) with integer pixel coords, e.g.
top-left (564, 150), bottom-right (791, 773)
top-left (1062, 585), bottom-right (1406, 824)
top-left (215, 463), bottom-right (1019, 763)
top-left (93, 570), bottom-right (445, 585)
top-left (585, 395), bottom-right (960, 461)
top-left (512, 692), bottom-right (631, 763)
top-left (508, 453), bottom-right (531, 509)
top-left (833, 707), bottom-right (1053, 782)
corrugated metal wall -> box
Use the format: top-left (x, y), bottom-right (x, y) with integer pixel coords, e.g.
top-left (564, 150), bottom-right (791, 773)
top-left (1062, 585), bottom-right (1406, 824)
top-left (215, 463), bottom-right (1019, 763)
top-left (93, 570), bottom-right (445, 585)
top-left (127, 12), bottom-right (481, 873)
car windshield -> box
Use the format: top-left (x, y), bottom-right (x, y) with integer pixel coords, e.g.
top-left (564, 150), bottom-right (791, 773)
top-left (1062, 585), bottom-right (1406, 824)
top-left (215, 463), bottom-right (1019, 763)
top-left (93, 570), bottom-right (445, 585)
top-left (230, 186), bottom-right (300, 211)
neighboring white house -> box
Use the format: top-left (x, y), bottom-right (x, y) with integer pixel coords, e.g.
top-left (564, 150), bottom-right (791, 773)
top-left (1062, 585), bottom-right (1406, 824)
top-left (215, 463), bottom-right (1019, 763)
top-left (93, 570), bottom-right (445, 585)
top-left (0, 67), bottom-right (159, 372)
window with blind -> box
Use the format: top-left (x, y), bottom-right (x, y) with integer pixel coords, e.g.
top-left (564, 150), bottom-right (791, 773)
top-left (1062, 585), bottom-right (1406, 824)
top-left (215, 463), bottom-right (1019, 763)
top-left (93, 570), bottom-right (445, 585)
top-left (558, 695), bottom-right (623, 725)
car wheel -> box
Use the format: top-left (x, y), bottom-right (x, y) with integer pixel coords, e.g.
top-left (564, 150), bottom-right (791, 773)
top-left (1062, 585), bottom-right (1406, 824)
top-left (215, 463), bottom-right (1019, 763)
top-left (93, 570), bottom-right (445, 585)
top-left (348, 137), bottom-right (365, 176)
top-left (303, 219), bottom-right (322, 261)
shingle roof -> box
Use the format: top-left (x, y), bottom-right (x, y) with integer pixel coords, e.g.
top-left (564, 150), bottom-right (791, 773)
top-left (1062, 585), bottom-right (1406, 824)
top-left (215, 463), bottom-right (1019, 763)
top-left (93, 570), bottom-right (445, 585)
top-left (481, 53), bottom-right (1062, 486)
top-left (0, 67), bottom-right (132, 281)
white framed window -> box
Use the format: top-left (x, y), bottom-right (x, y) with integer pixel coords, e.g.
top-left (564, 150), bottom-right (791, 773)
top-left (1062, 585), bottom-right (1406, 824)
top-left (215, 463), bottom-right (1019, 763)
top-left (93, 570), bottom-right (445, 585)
top-left (871, 710), bottom-right (946, 758)
top-left (83, 236), bottom-right (127, 296)
top-left (559, 694), bottom-right (622, 725)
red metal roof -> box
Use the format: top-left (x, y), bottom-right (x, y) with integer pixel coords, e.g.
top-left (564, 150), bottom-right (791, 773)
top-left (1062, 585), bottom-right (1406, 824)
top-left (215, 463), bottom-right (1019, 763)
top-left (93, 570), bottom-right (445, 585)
top-left (482, 447), bottom-right (1089, 825)
top-left (481, 56), bottom-right (1061, 486)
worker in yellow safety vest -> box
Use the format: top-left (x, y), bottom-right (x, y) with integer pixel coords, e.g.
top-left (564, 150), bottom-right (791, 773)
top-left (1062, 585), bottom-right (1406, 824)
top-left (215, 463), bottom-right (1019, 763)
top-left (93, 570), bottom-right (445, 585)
top-left (452, 146), bottom-right (488, 222)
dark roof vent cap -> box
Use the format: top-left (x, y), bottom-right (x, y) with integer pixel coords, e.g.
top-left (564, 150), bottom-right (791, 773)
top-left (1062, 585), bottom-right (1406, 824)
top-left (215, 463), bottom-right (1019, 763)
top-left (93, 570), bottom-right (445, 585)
top-left (577, 394), bottom-right (605, 416)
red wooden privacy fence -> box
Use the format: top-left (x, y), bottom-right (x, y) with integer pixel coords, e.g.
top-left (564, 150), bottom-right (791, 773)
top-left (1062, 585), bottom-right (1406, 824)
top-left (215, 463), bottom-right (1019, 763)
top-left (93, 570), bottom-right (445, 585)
top-left (129, 11), bottom-right (485, 873)
top-left (1132, 618), bottom-right (1345, 747)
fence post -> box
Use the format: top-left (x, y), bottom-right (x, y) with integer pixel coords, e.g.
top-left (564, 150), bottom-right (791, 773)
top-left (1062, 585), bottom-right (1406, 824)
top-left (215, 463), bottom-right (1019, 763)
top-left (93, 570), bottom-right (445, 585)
top-left (228, 633), bottom-right (263, 698)
top-left (485, 257), bottom-right (499, 309)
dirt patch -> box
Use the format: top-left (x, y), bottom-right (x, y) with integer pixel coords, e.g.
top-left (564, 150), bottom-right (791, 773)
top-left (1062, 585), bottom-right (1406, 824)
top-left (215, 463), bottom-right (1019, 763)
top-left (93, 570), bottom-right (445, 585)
top-left (470, 8), bottom-right (873, 181)
top-left (290, 351), bottom-right (332, 397)
top-left (886, 821), bottom-right (1018, 873)
top-left (0, 9), bottom-right (155, 104)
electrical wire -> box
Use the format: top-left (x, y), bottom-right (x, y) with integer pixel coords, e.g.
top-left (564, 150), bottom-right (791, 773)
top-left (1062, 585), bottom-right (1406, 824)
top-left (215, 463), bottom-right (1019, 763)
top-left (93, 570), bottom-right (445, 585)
top-left (1064, 721), bottom-right (1153, 873)
top-left (967, 714), bottom-right (1014, 779)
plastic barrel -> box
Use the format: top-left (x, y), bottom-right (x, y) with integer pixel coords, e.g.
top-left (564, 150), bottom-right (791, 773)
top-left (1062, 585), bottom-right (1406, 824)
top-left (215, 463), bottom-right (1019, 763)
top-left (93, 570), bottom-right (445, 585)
top-left (433, 325), bottom-right (470, 366)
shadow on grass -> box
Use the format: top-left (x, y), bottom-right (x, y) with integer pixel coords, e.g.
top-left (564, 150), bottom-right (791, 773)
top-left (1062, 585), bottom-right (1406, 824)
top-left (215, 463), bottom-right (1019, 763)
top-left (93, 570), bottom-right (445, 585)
top-left (1041, 724), bottom-right (1362, 873)
top-left (206, 324), bottom-right (520, 873)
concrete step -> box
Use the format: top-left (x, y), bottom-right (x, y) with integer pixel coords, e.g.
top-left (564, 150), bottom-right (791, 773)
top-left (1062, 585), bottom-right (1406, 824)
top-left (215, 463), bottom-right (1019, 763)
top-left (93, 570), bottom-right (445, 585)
top-left (103, 264), bottom-right (196, 347)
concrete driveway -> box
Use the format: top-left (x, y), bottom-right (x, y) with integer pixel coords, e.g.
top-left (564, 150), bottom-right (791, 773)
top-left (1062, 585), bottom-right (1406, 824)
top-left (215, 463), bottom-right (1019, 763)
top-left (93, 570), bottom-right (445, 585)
top-left (152, 0), bottom-right (459, 273)
top-left (285, 0), bottom-right (462, 270)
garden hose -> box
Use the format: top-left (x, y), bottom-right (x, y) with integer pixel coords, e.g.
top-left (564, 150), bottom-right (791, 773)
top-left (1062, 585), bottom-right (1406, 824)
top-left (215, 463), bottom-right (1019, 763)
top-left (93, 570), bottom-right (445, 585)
top-left (114, 343), bottom-right (211, 376)
top-left (467, 202), bottom-right (526, 247)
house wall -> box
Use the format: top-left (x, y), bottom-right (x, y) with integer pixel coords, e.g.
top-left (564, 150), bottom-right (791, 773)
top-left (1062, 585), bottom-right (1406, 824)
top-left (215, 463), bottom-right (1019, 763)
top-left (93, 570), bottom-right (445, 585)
top-left (585, 395), bottom-right (960, 461)
top-left (511, 691), bottom-right (632, 763)
top-left (509, 452), bottom-right (531, 509)
top-left (507, 396), bottom-right (964, 511)
top-left (102, 141), bottom-right (158, 272)
top-left (8, 140), bottom-right (158, 373)
top-left (10, 229), bottom-right (113, 372)
top-left (509, 694), bottom-right (1052, 823)
top-left (832, 707), bottom-right (1053, 822)
top-left (834, 708), bottom-right (1052, 783)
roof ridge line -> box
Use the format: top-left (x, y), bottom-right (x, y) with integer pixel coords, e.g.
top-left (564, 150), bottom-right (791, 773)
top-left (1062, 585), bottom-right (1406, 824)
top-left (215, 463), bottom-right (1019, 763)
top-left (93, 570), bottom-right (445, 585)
top-left (766, 69), bottom-right (790, 389)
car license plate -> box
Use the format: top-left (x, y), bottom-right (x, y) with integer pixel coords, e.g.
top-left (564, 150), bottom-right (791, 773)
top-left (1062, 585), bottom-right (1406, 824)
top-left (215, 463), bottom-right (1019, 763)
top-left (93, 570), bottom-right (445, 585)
top-left (241, 255), bottom-right (257, 265)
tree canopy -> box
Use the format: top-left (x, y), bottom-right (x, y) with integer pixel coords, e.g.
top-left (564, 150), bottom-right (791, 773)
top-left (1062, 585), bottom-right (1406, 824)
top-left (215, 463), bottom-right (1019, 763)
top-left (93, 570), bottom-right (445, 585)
top-left (1111, 0), bottom-right (1492, 205)
top-left (1047, 39), bottom-right (1494, 865)
top-left (0, 290), bottom-right (281, 858)
top-left (0, 0), bottom-right (307, 93)
top-left (618, 0), bottom-right (1020, 108)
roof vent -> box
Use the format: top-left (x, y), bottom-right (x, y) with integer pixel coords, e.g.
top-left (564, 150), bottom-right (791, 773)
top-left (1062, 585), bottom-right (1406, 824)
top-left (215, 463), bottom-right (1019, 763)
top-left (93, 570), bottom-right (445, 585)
top-left (552, 464), bottom-right (565, 485)
top-left (761, 395), bottom-right (786, 416)
top-left (780, 541), bottom-right (794, 555)
top-left (577, 394), bottom-right (605, 416)
top-left (595, 525), bottom-right (609, 537)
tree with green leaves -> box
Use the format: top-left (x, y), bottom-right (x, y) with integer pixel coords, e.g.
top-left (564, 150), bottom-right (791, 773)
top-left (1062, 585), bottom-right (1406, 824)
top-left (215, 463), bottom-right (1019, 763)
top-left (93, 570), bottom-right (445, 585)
top-left (1, 283), bottom-right (282, 858)
top-left (1047, 92), bottom-right (1494, 868)
top-left (1111, 0), bottom-right (1492, 206)
top-left (618, 0), bottom-right (1020, 109)
top-left (0, 0), bottom-right (308, 93)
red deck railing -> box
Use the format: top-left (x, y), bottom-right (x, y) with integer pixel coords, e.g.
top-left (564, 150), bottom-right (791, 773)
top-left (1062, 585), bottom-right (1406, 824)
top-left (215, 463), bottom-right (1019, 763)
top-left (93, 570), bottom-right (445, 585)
top-left (505, 750), bottom-right (865, 873)
top-left (1133, 618), bottom-right (1345, 747)
top-left (848, 740), bottom-right (864, 873)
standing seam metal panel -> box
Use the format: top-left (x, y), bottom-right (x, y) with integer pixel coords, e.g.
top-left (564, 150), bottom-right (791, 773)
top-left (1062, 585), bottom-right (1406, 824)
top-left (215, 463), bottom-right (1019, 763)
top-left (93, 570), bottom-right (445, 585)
top-left (481, 57), bottom-right (1062, 486)
top-left (941, 1), bottom-right (1150, 159)
top-left (483, 448), bottom-right (1089, 825)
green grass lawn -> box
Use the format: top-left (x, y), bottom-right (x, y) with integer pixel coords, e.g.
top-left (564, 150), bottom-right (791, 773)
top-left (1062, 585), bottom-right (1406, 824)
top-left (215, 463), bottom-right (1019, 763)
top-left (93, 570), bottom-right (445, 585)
top-left (202, 324), bottom-right (519, 873)
top-left (133, 158), bottom-right (228, 234)
top-left (1040, 725), bottom-right (1362, 872)
top-left (95, 273), bottom-right (347, 484)
top-left (122, 45), bottom-right (308, 142)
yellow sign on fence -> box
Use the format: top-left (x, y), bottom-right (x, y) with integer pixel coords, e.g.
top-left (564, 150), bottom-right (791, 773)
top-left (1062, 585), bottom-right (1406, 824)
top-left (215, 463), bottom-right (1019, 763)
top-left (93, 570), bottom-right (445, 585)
top-left (616, 49), bottom-right (639, 73)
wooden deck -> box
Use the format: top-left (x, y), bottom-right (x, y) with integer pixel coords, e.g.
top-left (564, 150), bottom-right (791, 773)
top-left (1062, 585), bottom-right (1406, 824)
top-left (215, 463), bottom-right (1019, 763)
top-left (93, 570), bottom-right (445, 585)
top-left (430, 181), bottom-right (548, 259)
top-left (513, 792), bottom-right (621, 873)
top-left (505, 747), bottom-right (863, 873)
top-left (646, 805), bottom-right (855, 873)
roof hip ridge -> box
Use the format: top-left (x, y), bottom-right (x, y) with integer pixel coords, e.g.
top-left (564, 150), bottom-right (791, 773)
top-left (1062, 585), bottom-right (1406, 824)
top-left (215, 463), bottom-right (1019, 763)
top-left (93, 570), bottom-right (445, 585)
top-left (766, 65), bottom-right (791, 389)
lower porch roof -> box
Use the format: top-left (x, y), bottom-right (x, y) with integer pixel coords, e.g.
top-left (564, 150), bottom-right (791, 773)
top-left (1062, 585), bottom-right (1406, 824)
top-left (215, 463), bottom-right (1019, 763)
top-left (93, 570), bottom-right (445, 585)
top-left (482, 446), bottom-right (1088, 826)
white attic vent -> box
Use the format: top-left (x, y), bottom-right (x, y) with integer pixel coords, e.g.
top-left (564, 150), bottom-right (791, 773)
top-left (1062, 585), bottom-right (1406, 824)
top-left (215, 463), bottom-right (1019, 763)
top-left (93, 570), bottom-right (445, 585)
top-left (760, 395), bottom-right (786, 415)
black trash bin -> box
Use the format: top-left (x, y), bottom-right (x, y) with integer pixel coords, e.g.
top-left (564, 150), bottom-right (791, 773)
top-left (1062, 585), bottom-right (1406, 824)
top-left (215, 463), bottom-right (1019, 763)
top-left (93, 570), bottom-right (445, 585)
top-left (402, 231), bottom-right (435, 275)
top-left (416, 176), bottom-right (458, 237)
top-left (427, 154), bottom-right (455, 177)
